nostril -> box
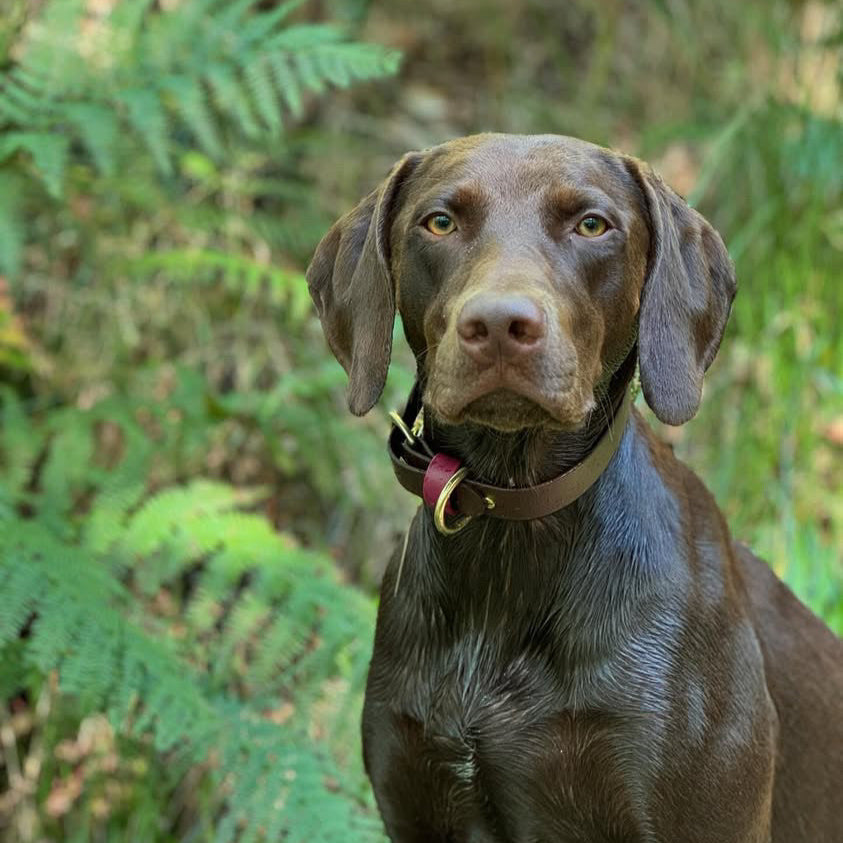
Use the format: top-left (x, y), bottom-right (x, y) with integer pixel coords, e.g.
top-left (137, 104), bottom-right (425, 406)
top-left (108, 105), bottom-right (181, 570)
top-left (509, 319), bottom-right (540, 343)
top-left (508, 305), bottom-right (545, 344)
top-left (458, 319), bottom-right (489, 342)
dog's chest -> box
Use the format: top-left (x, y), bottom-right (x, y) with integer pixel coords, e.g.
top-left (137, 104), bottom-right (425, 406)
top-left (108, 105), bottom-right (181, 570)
top-left (365, 636), bottom-right (659, 842)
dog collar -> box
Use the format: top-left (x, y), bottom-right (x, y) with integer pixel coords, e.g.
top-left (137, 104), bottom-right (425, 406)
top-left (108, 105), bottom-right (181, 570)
top-left (388, 386), bottom-right (633, 535)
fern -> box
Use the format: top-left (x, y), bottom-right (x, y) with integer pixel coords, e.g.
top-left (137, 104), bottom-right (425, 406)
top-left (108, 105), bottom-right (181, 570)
top-left (0, 0), bottom-right (400, 200)
top-left (0, 385), bottom-right (385, 841)
top-left (0, 4), bottom-right (403, 830)
top-left (130, 249), bottom-right (313, 314)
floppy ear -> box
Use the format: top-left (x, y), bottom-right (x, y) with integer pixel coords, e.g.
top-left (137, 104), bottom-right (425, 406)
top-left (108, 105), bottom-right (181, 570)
top-left (629, 162), bottom-right (737, 425)
top-left (306, 154), bottom-right (422, 415)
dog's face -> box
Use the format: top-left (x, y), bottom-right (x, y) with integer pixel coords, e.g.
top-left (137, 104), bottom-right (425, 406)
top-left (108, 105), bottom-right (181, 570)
top-left (388, 135), bottom-right (649, 432)
top-left (308, 134), bottom-right (736, 430)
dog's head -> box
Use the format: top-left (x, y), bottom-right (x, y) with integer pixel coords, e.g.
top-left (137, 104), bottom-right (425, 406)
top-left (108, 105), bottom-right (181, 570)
top-left (307, 134), bottom-right (735, 431)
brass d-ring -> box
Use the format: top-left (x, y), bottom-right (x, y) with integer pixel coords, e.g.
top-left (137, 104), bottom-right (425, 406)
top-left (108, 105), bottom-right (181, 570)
top-left (433, 467), bottom-right (473, 536)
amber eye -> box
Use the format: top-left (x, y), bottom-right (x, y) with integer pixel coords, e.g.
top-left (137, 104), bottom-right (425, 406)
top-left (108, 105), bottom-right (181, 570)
top-left (575, 215), bottom-right (609, 237)
top-left (424, 213), bottom-right (456, 236)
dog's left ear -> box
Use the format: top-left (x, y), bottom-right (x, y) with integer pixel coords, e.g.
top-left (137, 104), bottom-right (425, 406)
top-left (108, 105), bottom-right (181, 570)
top-left (627, 160), bottom-right (737, 425)
top-left (307, 153), bottom-right (422, 415)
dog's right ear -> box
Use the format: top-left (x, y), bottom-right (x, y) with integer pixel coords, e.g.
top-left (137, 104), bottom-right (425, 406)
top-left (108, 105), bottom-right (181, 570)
top-left (307, 153), bottom-right (422, 415)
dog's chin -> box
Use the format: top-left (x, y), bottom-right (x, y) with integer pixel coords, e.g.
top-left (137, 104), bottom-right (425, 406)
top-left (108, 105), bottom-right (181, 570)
top-left (458, 390), bottom-right (585, 433)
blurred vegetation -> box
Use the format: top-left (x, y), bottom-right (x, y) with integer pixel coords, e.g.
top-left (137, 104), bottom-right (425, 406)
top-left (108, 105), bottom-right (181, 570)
top-left (0, 0), bottom-right (840, 840)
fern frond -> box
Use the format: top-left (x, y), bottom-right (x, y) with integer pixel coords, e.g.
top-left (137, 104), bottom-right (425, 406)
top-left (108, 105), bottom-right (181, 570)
top-left (129, 249), bottom-right (310, 313)
top-left (0, 557), bottom-right (41, 645)
top-left (0, 170), bottom-right (25, 276)
top-left (206, 65), bottom-right (262, 138)
top-left (120, 87), bottom-right (172, 174)
top-left (37, 415), bottom-right (96, 529)
top-left (231, 0), bottom-right (300, 51)
top-left (63, 102), bottom-right (119, 175)
top-left (245, 57), bottom-right (284, 134)
top-left (0, 69), bottom-right (53, 127)
top-left (119, 480), bottom-right (256, 558)
top-left (269, 23), bottom-right (346, 50)
top-left (0, 131), bottom-right (68, 196)
top-left (0, 509), bottom-right (380, 840)
top-left (269, 54), bottom-right (304, 118)
top-left (163, 75), bottom-right (224, 158)
top-left (0, 386), bottom-right (42, 497)
top-left (3, 0), bottom-right (400, 178)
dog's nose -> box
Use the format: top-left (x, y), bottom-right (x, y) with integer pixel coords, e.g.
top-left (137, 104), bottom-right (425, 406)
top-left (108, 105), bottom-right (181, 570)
top-left (457, 293), bottom-right (545, 365)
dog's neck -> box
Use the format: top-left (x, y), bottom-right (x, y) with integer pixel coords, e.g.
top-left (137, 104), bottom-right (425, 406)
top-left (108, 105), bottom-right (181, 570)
top-left (388, 352), bottom-right (685, 668)
top-left (390, 403), bottom-right (684, 673)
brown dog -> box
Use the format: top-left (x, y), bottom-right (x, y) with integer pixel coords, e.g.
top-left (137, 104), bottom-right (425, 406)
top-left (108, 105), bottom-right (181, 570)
top-left (307, 134), bottom-right (842, 843)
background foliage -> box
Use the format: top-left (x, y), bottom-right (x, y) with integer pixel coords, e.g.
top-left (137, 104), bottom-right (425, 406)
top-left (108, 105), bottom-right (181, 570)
top-left (0, 0), bottom-right (840, 840)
